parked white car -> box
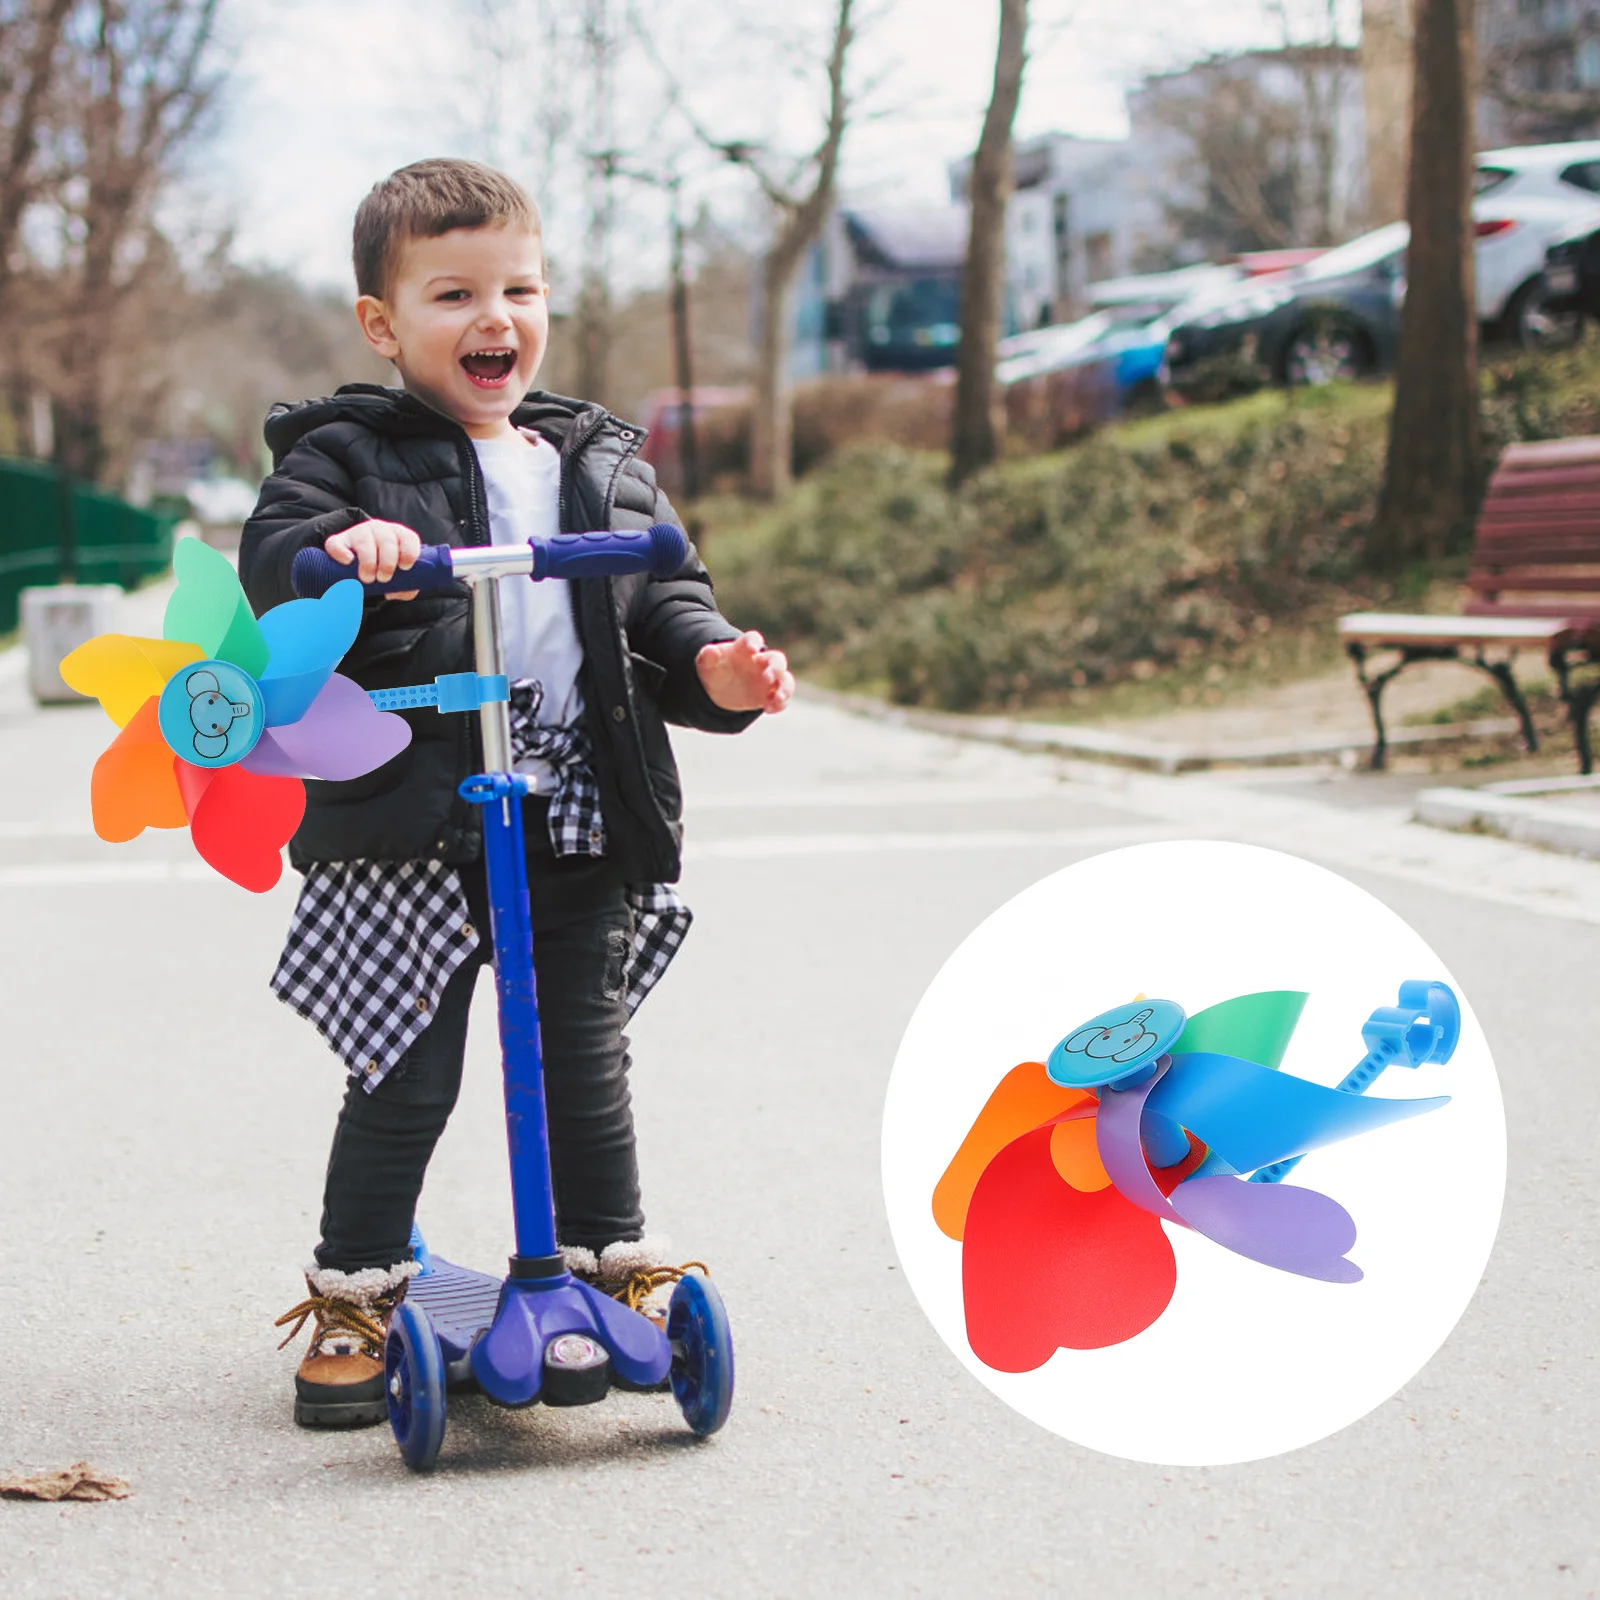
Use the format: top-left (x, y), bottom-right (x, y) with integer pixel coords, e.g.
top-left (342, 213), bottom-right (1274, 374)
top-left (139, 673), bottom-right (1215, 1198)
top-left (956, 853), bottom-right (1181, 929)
top-left (1475, 140), bottom-right (1600, 204)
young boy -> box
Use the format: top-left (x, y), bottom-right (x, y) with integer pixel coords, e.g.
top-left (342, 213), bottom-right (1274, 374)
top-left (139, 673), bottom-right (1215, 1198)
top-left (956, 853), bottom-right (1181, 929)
top-left (239, 158), bottom-right (792, 1428)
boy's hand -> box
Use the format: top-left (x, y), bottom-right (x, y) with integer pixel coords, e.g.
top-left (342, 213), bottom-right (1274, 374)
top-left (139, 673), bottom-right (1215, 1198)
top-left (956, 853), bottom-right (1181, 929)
top-left (696, 631), bottom-right (793, 714)
top-left (324, 520), bottom-right (422, 600)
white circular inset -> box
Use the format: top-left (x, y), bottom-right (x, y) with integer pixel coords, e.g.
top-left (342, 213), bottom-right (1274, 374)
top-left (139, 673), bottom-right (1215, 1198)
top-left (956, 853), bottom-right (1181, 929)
top-left (881, 841), bottom-right (1504, 1466)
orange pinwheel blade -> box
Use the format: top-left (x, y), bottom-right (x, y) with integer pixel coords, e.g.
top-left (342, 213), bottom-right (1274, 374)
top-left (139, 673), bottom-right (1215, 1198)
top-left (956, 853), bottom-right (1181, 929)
top-left (60, 633), bottom-right (205, 727)
top-left (89, 699), bottom-right (187, 841)
top-left (932, 1061), bottom-right (1095, 1242)
top-left (177, 762), bottom-right (304, 893)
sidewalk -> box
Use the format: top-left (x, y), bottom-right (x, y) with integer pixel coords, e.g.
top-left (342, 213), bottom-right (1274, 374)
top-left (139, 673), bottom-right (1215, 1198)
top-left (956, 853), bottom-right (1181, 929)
top-left (806, 651), bottom-right (1600, 861)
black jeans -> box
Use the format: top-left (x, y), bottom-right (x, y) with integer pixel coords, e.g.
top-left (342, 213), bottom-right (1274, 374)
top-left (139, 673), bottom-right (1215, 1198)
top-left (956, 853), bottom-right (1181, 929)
top-left (315, 802), bottom-right (645, 1271)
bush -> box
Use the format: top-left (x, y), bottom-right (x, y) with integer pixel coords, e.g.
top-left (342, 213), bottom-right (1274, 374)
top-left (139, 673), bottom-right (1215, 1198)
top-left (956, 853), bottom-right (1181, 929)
top-left (709, 344), bottom-right (1600, 713)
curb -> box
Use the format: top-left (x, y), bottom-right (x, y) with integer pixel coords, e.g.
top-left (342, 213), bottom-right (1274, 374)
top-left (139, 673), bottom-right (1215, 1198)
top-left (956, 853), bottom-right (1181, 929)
top-left (797, 684), bottom-right (1522, 775)
top-left (1414, 784), bottom-right (1600, 859)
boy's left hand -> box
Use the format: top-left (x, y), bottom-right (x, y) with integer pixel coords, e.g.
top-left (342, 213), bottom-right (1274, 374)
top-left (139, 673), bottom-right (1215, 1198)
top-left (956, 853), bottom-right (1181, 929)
top-left (696, 631), bottom-right (793, 714)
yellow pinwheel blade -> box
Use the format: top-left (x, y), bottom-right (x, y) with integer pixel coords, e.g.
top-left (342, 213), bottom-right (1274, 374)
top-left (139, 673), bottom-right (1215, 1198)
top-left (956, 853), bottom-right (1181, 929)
top-left (59, 633), bottom-right (205, 727)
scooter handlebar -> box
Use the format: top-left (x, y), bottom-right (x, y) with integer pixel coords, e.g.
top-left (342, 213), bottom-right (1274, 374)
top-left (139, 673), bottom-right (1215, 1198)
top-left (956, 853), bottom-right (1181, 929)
top-left (289, 522), bottom-right (690, 598)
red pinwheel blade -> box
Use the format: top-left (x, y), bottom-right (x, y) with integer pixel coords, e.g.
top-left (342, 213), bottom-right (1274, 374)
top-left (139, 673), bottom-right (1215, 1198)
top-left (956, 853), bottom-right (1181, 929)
top-left (241, 673), bottom-right (410, 781)
top-left (175, 761), bottom-right (304, 892)
top-left (962, 1122), bottom-right (1178, 1370)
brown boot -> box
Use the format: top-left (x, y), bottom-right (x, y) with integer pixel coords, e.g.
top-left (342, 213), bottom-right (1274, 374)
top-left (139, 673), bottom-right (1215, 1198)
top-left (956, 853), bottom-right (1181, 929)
top-left (275, 1262), bottom-right (418, 1429)
top-left (593, 1239), bottom-right (707, 1330)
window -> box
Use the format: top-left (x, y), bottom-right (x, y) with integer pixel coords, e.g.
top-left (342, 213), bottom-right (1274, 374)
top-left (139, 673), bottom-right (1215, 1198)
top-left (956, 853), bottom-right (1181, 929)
top-left (1473, 166), bottom-right (1512, 196)
top-left (1560, 157), bottom-right (1600, 192)
top-left (1578, 37), bottom-right (1600, 88)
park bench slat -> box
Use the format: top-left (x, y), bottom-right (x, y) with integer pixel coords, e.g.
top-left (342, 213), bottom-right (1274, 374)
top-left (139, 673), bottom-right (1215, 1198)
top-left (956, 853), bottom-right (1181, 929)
top-left (1337, 613), bottom-right (1569, 644)
top-left (1338, 434), bottom-right (1600, 772)
top-left (1497, 437), bottom-right (1600, 467)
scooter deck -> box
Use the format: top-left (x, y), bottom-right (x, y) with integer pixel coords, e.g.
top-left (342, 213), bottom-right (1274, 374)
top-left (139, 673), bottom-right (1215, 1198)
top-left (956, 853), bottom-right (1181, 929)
top-left (407, 1257), bottom-right (502, 1364)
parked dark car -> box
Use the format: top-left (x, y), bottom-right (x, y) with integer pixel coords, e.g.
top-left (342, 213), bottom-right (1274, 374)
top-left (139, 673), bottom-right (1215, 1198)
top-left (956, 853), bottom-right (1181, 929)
top-left (1162, 224), bottom-right (1408, 389)
top-left (1543, 215), bottom-right (1600, 318)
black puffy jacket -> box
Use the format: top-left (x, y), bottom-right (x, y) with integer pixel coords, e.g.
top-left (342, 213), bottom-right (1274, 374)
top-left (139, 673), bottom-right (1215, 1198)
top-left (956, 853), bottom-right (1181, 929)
top-left (238, 385), bottom-right (756, 882)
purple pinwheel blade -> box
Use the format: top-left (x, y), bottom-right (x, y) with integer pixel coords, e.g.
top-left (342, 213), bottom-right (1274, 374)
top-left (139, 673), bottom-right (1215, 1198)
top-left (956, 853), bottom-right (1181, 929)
top-left (240, 673), bottom-right (410, 780)
top-left (1169, 1175), bottom-right (1363, 1284)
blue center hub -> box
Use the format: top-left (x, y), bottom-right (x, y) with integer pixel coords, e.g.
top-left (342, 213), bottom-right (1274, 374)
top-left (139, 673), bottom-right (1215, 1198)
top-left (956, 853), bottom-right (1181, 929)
top-left (156, 658), bottom-right (264, 768)
top-left (1047, 997), bottom-right (1188, 1089)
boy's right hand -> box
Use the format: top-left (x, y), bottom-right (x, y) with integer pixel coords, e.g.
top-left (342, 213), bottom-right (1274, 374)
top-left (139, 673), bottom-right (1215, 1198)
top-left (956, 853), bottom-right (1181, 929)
top-left (324, 520), bottom-right (422, 600)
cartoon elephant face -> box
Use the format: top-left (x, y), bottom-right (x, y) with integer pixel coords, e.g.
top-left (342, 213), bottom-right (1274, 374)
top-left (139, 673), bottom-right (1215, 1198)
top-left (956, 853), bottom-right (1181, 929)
top-left (1061, 1007), bottom-right (1158, 1065)
top-left (185, 669), bottom-right (253, 759)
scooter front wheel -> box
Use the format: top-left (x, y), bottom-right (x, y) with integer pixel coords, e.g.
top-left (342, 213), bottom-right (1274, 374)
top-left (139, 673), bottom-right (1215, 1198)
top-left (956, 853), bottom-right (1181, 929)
top-left (668, 1272), bottom-right (734, 1437)
top-left (385, 1300), bottom-right (447, 1471)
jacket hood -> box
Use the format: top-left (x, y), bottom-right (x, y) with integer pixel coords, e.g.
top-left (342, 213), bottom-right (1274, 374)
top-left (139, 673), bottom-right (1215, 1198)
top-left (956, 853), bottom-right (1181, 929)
top-left (262, 384), bottom-right (624, 465)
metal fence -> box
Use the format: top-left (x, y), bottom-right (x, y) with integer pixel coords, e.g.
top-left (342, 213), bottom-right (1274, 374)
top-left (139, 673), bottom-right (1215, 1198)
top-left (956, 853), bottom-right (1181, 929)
top-left (0, 456), bottom-right (177, 634)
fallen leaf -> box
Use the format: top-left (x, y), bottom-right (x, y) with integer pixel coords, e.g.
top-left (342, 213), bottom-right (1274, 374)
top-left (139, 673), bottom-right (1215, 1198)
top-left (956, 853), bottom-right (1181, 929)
top-left (0, 1463), bottom-right (131, 1502)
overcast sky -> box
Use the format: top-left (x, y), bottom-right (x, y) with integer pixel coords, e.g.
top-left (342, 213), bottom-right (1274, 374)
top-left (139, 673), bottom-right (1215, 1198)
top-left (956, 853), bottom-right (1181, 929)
top-left (198, 0), bottom-right (1355, 294)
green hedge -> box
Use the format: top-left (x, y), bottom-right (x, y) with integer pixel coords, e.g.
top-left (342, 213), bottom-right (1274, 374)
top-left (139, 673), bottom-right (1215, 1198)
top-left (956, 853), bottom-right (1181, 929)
top-left (0, 457), bottom-right (177, 634)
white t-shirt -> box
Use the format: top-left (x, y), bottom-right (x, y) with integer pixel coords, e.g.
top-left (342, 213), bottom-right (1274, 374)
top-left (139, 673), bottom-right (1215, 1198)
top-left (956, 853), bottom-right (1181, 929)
top-left (471, 429), bottom-right (583, 785)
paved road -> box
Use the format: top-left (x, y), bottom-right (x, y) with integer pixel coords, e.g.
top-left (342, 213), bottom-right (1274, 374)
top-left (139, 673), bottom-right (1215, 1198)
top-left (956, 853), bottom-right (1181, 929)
top-left (1, 647), bottom-right (1596, 1598)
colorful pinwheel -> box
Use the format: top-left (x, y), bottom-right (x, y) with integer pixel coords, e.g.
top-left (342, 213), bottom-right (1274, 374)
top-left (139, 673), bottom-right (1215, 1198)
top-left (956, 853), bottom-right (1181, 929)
top-left (934, 987), bottom-right (1456, 1373)
top-left (60, 538), bottom-right (411, 891)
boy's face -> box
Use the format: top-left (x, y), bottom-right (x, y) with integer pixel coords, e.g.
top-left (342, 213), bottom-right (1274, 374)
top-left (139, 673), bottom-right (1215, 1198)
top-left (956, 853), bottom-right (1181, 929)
top-left (355, 223), bottom-right (549, 440)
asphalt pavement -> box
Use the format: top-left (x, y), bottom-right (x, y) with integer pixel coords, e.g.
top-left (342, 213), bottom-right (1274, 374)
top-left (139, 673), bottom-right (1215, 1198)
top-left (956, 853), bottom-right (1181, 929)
top-left (1, 650), bottom-right (1596, 1599)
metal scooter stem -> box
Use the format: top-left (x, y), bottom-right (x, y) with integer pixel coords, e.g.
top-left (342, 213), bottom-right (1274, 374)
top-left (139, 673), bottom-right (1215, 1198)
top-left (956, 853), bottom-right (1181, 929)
top-left (469, 573), bottom-right (559, 1265)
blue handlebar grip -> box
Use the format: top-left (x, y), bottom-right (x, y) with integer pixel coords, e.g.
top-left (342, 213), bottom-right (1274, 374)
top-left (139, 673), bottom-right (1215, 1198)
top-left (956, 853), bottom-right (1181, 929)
top-left (530, 522), bottom-right (689, 580)
top-left (290, 542), bottom-right (456, 598)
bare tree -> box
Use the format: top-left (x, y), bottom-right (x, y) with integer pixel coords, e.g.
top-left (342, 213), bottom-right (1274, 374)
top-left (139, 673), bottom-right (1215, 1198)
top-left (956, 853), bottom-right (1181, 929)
top-left (0, 0), bottom-right (75, 300)
top-left (1137, 24), bottom-right (1357, 256)
top-left (640, 0), bottom-right (857, 498)
top-left (1479, 0), bottom-right (1600, 141)
top-left (29, 0), bottom-right (224, 488)
top-left (1362, 0), bottom-right (1414, 224)
top-left (576, 0), bottom-right (617, 404)
top-left (1371, 0), bottom-right (1481, 566)
top-left (949, 0), bottom-right (1027, 485)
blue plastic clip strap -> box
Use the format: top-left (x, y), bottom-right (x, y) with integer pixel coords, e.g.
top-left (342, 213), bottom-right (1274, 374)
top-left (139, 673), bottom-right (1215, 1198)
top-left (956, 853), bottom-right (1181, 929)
top-left (367, 674), bottom-right (510, 714)
top-left (459, 772), bottom-right (535, 804)
top-left (369, 683), bottom-right (440, 711)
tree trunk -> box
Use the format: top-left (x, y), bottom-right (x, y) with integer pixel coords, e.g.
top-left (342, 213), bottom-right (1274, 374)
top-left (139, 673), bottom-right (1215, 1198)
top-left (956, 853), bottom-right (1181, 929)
top-left (744, 0), bottom-right (855, 499)
top-left (751, 251), bottom-right (798, 499)
top-left (950, 0), bottom-right (1028, 487)
top-left (1370, 0), bottom-right (1480, 566)
top-left (668, 192), bottom-right (700, 502)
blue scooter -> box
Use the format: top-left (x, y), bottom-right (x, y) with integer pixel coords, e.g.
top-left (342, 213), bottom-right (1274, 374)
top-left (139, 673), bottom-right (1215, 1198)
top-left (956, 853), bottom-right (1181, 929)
top-left (292, 524), bottom-right (734, 1471)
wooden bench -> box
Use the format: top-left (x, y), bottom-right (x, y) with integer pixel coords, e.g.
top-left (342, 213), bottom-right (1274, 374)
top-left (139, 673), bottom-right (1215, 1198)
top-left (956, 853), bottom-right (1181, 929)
top-left (1339, 436), bottom-right (1600, 772)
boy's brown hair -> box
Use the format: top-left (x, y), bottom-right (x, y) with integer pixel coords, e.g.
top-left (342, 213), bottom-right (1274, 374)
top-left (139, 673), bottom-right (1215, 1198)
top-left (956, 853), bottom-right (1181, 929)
top-left (353, 158), bottom-right (543, 299)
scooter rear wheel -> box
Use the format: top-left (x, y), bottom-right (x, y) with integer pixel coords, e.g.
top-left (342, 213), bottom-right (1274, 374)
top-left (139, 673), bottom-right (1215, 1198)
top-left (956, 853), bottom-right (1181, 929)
top-left (386, 1301), bottom-right (447, 1471)
top-left (668, 1272), bottom-right (734, 1437)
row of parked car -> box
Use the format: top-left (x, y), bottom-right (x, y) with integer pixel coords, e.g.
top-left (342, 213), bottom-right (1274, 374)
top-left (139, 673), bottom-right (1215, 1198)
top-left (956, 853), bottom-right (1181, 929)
top-left (1001, 138), bottom-right (1600, 412)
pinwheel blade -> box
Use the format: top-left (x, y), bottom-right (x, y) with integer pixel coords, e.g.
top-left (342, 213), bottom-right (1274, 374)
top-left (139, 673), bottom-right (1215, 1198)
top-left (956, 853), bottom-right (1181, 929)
top-left (1098, 1061), bottom-right (1365, 1283)
top-left (1168, 1176), bottom-right (1362, 1284)
top-left (932, 1061), bottom-right (1095, 1242)
top-left (963, 1122), bottom-right (1181, 1368)
top-left (257, 581), bottom-right (363, 726)
top-left (241, 673), bottom-right (411, 780)
top-left (59, 634), bottom-right (204, 727)
top-left (163, 538), bottom-right (269, 678)
top-left (1146, 1051), bottom-right (1448, 1175)
top-left (89, 699), bottom-right (186, 840)
top-left (175, 761), bottom-right (304, 892)
top-left (1171, 990), bottom-right (1309, 1071)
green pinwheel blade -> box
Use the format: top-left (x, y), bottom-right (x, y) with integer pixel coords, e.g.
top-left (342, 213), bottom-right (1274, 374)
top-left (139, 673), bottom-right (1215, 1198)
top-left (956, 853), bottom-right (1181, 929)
top-left (1171, 990), bottom-right (1308, 1071)
top-left (162, 537), bottom-right (269, 678)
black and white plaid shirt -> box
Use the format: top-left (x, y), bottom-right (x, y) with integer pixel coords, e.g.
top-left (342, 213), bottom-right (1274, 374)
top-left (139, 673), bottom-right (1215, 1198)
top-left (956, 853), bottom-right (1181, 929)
top-left (270, 680), bottom-right (690, 1090)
